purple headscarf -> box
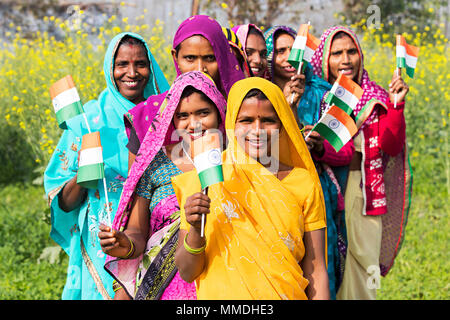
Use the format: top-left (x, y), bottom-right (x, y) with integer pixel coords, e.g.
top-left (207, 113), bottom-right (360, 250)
top-left (172, 15), bottom-right (245, 96)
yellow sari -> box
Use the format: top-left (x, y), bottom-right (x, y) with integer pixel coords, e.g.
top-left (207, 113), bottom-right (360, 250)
top-left (172, 77), bottom-right (326, 300)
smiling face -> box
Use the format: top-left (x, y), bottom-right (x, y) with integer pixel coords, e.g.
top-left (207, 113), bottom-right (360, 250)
top-left (172, 35), bottom-right (220, 87)
top-left (273, 33), bottom-right (296, 81)
top-left (113, 43), bottom-right (150, 105)
top-left (328, 33), bottom-right (361, 83)
top-left (245, 32), bottom-right (268, 78)
top-left (173, 89), bottom-right (220, 145)
top-left (234, 94), bottom-right (282, 164)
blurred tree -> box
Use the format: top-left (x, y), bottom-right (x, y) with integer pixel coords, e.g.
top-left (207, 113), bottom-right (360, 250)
top-left (200, 0), bottom-right (302, 29)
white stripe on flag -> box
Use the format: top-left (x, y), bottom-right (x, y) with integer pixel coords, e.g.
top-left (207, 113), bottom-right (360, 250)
top-left (330, 82), bottom-right (360, 109)
top-left (292, 35), bottom-right (307, 50)
top-left (79, 147), bottom-right (103, 167)
top-left (396, 46), bottom-right (418, 68)
top-left (193, 148), bottom-right (222, 173)
top-left (52, 87), bottom-right (81, 113)
top-left (303, 46), bottom-right (315, 62)
top-left (321, 113), bottom-right (352, 142)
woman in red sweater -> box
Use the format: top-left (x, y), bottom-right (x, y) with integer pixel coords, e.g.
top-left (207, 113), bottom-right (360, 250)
top-left (309, 26), bottom-right (413, 300)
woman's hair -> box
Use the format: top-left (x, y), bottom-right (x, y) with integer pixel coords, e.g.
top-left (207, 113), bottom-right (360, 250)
top-left (243, 88), bottom-right (269, 101)
top-left (248, 26), bottom-right (264, 40)
top-left (180, 86), bottom-right (221, 124)
top-left (332, 31), bottom-right (350, 41)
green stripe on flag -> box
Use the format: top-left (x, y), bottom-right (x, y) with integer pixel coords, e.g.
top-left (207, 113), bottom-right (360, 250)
top-left (324, 94), bottom-right (354, 115)
top-left (77, 163), bottom-right (105, 189)
top-left (198, 165), bottom-right (223, 190)
top-left (314, 123), bottom-right (344, 152)
top-left (55, 100), bottom-right (84, 129)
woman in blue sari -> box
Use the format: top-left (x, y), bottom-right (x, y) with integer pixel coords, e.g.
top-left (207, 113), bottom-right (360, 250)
top-left (264, 25), bottom-right (352, 299)
top-left (44, 32), bottom-right (169, 300)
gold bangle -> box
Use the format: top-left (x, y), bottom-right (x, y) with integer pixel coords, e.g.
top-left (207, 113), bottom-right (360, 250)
top-left (183, 233), bottom-right (206, 255)
top-left (120, 236), bottom-right (135, 259)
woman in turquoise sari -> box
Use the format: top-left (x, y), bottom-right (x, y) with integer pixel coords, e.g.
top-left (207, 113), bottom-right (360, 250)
top-left (264, 25), bottom-right (352, 299)
top-left (44, 32), bottom-right (169, 300)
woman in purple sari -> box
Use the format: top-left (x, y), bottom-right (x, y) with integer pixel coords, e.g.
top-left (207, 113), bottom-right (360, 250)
top-left (100, 71), bottom-right (227, 299)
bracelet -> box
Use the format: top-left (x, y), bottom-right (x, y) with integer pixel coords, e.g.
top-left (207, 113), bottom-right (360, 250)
top-left (120, 236), bottom-right (135, 259)
top-left (183, 233), bottom-right (206, 255)
top-left (112, 280), bottom-right (122, 292)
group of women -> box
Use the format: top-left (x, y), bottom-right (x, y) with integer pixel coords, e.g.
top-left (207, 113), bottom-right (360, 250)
top-left (44, 14), bottom-right (412, 300)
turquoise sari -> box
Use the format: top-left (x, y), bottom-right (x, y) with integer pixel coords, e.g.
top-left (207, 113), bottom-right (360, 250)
top-left (44, 32), bottom-right (169, 300)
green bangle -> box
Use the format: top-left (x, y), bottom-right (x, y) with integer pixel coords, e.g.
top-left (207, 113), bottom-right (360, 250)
top-left (183, 233), bottom-right (206, 255)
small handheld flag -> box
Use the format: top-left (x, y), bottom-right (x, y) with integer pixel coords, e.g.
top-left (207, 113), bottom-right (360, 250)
top-left (191, 131), bottom-right (224, 190)
top-left (49, 75), bottom-right (85, 130)
top-left (77, 131), bottom-right (105, 189)
top-left (325, 73), bottom-right (364, 115)
top-left (396, 35), bottom-right (419, 78)
top-left (190, 131), bottom-right (223, 237)
top-left (77, 131), bottom-right (112, 226)
top-left (307, 105), bottom-right (358, 152)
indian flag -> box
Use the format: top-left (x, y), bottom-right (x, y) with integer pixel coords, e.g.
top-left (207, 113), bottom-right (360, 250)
top-left (288, 24), bottom-right (320, 70)
top-left (49, 75), bottom-right (84, 129)
top-left (191, 131), bottom-right (224, 190)
top-left (77, 131), bottom-right (105, 189)
top-left (325, 73), bottom-right (364, 115)
top-left (312, 105), bottom-right (358, 152)
top-left (396, 35), bottom-right (419, 78)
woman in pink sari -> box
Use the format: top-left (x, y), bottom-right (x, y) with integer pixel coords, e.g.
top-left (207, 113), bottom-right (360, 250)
top-left (99, 71), bottom-right (226, 300)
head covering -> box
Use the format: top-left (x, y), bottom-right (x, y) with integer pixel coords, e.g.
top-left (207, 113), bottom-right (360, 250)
top-left (110, 71), bottom-right (227, 236)
top-left (232, 23), bottom-right (270, 79)
top-left (172, 77), bottom-right (326, 299)
top-left (264, 25), bottom-right (297, 81)
top-left (172, 15), bottom-right (245, 96)
top-left (311, 26), bottom-right (412, 276)
top-left (43, 32), bottom-right (169, 300)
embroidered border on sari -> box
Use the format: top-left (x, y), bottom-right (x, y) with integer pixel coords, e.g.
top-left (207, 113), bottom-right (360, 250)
top-left (80, 238), bottom-right (112, 300)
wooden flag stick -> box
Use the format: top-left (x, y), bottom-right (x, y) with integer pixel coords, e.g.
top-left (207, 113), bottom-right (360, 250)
top-left (201, 186), bottom-right (208, 238)
top-left (394, 67), bottom-right (400, 109)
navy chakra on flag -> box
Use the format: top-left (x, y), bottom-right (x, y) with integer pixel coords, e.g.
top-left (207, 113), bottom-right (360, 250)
top-left (208, 149), bottom-right (222, 165)
top-left (329, 119), bottom-right (340, 130)
top-left (335, 86), bottom-right (345, 98)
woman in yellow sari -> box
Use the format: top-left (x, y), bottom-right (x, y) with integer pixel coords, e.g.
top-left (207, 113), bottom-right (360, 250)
top-left (172, 77), bottom-right (329, 300)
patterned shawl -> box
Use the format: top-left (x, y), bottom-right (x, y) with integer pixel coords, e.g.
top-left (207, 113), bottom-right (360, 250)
top-left (310, 26), bottom-right (412, 275)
